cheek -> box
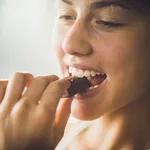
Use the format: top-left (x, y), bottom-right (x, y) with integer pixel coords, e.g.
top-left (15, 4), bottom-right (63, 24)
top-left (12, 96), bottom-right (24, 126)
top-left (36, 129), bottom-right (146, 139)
top-left (92, 29), bottom-right (150, 109)
top-left (93, 29), bottom-right (150, 77)
top-left (92, 35), bottom-right (133, 75)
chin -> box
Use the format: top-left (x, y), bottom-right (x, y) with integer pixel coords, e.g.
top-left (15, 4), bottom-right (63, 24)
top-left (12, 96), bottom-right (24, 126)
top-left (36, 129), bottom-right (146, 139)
top-left (69, 92), bottom-right (135, 121)
top-left (71, 109), bottom-right (104, 121)
top-left (70, 97), bottom-right (107, 121)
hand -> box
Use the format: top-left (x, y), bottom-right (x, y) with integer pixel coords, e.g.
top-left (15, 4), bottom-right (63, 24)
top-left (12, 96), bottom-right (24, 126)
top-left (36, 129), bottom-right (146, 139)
top-left (0, 72), bottom-right (72, 150)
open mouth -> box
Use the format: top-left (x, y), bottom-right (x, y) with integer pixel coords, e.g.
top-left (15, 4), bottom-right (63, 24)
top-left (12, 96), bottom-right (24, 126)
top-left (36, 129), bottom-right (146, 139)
top-left (62, 66), bottom-right (107, 97)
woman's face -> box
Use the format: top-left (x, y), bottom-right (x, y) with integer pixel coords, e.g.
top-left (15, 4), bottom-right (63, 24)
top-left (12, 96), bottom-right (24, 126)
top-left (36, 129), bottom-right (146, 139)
top-left (52, 0), bottom-right (150, 120)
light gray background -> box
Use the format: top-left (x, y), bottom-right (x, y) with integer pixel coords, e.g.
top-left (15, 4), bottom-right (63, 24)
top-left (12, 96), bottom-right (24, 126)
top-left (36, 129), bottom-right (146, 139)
top-left (0, 0), bottom-right (60, 79)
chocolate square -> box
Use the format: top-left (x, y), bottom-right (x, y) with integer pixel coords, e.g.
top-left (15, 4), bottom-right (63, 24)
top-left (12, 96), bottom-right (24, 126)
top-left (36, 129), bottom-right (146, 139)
top-left (62, 77), bottom-right (91, 97)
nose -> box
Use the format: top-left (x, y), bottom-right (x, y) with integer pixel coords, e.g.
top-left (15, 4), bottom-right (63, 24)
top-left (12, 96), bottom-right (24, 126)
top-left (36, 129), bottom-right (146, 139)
top-left (62, 20), bottom-right (92, 56)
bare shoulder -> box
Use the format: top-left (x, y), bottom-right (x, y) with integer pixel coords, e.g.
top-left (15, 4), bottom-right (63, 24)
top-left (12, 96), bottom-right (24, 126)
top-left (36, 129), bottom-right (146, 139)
top-left (55, 117), bottom-right (82, 150)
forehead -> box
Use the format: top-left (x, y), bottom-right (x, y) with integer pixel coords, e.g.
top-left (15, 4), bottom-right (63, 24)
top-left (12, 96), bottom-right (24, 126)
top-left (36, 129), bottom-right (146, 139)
top-left (57, 0), bottom-right (130, 7)
top-left (57, 0), bottom-right (131, 11)
top-left (58, 0), bottom-right (128, 3)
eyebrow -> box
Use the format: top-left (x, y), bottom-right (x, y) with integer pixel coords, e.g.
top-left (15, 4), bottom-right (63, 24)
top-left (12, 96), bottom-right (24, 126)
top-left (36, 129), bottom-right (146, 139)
top-left (61, 0), bottom-right (73, 5)
top-left (61, 0), bottom-right (130, 10)
top-left (90, 0), bottom-right (130, 11)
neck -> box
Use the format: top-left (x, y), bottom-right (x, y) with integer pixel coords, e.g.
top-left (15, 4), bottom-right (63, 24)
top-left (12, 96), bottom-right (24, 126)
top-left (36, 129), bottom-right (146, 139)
top-left (90, 97), bottom-right (150, 150)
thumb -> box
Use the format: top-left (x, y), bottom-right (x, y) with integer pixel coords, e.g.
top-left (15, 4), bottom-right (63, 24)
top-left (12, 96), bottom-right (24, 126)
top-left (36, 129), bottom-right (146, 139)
top-left (53, 97), bottom-right (73, 144)
top-left (55, 97), bottom-right (73, 126)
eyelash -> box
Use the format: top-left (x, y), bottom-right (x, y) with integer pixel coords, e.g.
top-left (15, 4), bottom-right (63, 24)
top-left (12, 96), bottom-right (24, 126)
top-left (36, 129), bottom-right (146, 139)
top-left (95, 20), bottom-right (125, 28)
top-left (59, 15), bottom-right (125, 28)
top-left (59, 15), bottom-right (76, 20)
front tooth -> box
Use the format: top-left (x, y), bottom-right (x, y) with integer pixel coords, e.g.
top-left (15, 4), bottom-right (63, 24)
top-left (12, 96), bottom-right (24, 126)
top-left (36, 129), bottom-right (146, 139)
top-left (91, 71), bottom-right (96, 76)
top-left (88, 86), bottom-right (94, 91)
top-left (84, 70), bottom-right (91, 77)
top-left (77, 70), bottom-right (84, 78)
top-left (87, 76), bottom-right (91, 80)
top-left (69, 67), bottom-right (73, 73)
top-left (72, 68), bottom-right (78, 76)
top-left (101, 73), bottom-right (105, 75)
top-left (94, 85), bottom-right (99, 88)
top-left (96, 72), bottom-right (101, 75)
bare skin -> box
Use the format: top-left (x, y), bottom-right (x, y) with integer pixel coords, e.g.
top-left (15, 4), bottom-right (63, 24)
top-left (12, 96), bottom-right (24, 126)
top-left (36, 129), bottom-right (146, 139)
top-left (0, 73), bottom-right (72, 150)
top-left (56, 98), bottom-right (150, 150)
top-left (52, 0), bottom-right (150, 149)
top-left (1, 0), bottom-right (150, 150)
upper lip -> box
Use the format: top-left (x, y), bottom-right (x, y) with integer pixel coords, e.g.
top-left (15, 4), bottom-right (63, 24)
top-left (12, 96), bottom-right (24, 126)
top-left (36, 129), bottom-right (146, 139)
top-left (66, 63), bottom-right (106, 74)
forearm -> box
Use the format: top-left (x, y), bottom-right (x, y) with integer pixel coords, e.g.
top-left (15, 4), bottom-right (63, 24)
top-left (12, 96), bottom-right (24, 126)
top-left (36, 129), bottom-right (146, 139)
top-left (3, 145), bottom-right (54, 150)
top-left (3, 140), bottom-right (54, 150)
top-left (25, 142), bottom-right (54, 150)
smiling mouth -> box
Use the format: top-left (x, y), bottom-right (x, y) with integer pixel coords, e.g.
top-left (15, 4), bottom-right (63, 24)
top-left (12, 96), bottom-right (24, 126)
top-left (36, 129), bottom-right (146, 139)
top-left (62, 66), bottom-right (107, 97)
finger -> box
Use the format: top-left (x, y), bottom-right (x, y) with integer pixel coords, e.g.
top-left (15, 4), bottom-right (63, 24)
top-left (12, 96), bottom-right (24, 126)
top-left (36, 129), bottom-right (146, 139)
top-left (2, 72), bottom-right (34, 109)
top-left (55, 98), bottom-right (73, 127)
top-left (0, 80), bottom-right (8, 86)
top-left (0, 80), bottom-right (8, 103)
top-left (23, 75), bottom-right (59, 104)
top-left (41, 78), bottom-right (70, 116)
top-left (52, 98), bottom-right (73, 146)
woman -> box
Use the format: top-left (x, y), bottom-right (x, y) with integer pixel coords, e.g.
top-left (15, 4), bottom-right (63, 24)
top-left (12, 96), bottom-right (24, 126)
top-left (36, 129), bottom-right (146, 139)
top-left (0, 0), bottom-right (150, 149)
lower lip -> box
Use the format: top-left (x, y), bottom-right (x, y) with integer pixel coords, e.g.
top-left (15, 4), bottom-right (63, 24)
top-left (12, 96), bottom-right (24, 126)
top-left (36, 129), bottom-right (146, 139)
top-left (74, 79), bottom-right (107, 100)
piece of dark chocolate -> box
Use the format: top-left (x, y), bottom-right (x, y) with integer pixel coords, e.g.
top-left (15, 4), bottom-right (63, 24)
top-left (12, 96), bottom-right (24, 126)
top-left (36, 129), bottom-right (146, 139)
top-left (62, 77), bottom-right (91, 97)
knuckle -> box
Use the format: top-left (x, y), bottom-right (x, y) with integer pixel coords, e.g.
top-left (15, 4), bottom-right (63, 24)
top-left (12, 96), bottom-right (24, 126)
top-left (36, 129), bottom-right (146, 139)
top-left (44, 75), bottom-right (59, 82)
top-left (19, 97), bottom-right (32, 110)
top-left (40, 104), bottom-right (55, 118)
top-left (35, 76), bottom-right (50, 85)
top-left (11, 72), bottom-right (25, 81)
top-left (35, 75), bottom-right (59, 85)
top-left (50, 75), bottom-right (59, 79)
top-left (37, 106), bottom-right (52, 120)
top-left (12, 72), bottom-right (24, 77)
top-left (11, 100), bottom-right (31, 119)
top-left (11, 72), bottom-right (33, 81)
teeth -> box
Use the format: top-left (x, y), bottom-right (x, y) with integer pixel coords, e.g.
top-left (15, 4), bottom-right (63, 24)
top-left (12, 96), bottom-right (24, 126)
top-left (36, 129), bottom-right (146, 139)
top-left (69, 67), bottom-right (105, 78)
top-left (87, 76), bottom-right (91, 80)
top-left (96, 72), bottom-right (101, 75)
top-left (71, 68), bottom-right (77, 76)
top-left (69, 67), bottom-right (73, 73)
top-left (91, 71), bottom-right (96, 76)
top-left (88, 85), bottom-right (99, 91)
top-left (84, 70), bottom-right (91, 77)
top-left (76, 70), bottom-right (84, 78)
top-left (88, 86), bottom-right (94, 91)
top-left (94, 85), bottom-right (99, 88)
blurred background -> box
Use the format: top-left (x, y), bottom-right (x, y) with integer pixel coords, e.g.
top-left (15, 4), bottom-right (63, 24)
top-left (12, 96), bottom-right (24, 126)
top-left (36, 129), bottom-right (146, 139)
top-left (0, 0), bottom-right (60, 79)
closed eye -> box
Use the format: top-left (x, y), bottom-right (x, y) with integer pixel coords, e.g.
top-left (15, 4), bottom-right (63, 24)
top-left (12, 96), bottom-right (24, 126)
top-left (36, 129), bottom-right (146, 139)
top-left (59, 15), bottom-right (76, 20)
top-left (96, 20), bottom-right (125, 28)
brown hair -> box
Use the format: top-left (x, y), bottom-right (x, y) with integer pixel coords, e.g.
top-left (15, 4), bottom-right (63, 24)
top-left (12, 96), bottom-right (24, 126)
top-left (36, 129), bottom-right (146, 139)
top-left (124, 0), bottom-right (150, 15)
top-left (54, 0), bottom-right (150, 16)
